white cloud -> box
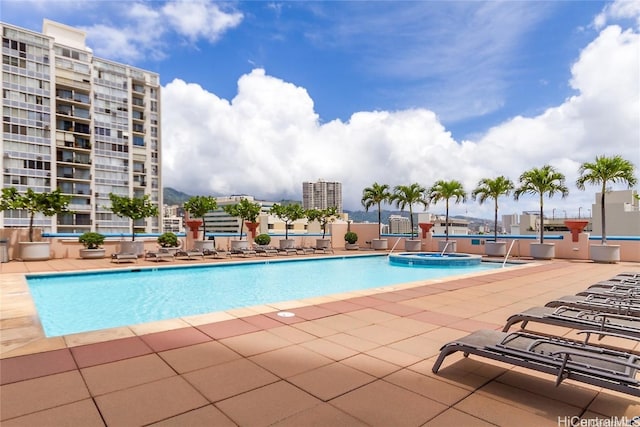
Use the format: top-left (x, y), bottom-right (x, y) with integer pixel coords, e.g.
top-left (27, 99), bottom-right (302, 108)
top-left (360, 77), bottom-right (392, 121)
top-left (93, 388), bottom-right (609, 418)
top-left (82, 0), bottom-right (242, 61)
top-left (161, 0), bottom-right (243, 43)
top-left (594, 0), bottom-right (640, 30)
top-left (162, 17), bottom-right (639, 219)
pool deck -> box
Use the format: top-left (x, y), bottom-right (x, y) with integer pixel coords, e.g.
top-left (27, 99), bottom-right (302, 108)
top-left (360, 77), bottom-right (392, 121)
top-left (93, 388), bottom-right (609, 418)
top-left (1, 252), bottom-right (639, 426)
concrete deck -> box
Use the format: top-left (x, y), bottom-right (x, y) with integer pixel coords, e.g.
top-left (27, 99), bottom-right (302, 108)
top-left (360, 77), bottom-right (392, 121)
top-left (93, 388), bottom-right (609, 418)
top-left (1, 253), bottom-right (639, 426)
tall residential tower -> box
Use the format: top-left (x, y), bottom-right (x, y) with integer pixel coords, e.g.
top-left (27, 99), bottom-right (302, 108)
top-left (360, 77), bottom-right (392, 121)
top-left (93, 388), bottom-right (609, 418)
top-left (1, 20), bottom-right (162, 234)
top-left (302, 179), bottom-right (342, 213)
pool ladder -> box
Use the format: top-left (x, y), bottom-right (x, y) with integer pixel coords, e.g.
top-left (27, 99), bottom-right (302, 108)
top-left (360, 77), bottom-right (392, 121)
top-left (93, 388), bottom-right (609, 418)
top-left (440, 241), bottom-right (451, 256)
top-left (388, 238), bottom-right (403, 256)
top-left (502, 239), bottom-right (519, 267)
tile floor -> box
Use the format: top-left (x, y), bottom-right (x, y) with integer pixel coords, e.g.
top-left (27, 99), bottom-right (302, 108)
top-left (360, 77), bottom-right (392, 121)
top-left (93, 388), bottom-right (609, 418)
top-left (1, 254), bottom-right (639, 426)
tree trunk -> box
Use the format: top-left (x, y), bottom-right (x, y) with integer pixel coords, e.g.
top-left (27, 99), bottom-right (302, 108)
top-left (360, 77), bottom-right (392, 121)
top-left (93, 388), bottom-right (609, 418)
top-left (539, 194), bottom-right (544, 244)
top-left (600, 184), bottom-right (607, 244)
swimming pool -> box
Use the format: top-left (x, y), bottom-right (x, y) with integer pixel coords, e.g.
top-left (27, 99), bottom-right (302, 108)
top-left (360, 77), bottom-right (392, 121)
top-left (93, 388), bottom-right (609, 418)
top-left (27, 255), bottom-right (505, 337)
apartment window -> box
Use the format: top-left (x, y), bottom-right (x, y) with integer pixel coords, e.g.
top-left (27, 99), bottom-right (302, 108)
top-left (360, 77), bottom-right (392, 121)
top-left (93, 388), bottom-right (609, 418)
top-left (133, 136), bottom-right (145, 147)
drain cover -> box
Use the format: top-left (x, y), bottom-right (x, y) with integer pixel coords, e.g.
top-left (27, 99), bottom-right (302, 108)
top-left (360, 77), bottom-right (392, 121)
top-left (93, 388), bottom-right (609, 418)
top-left (277, 311), bottom-right (296, 318)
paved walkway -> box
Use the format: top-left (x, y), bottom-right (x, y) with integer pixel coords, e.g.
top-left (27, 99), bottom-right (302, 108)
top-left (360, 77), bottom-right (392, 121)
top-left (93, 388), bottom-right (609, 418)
top-left (1, 255), bottom-right (639, 426)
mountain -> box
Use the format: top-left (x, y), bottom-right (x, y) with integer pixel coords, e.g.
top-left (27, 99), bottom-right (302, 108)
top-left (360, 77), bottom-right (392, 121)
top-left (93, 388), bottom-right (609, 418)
top-left (163, 187), bottom-right (192, 205)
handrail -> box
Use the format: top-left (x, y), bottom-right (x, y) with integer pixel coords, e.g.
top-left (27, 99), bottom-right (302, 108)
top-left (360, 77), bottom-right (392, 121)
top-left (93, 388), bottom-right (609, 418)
top-left (440, 241), bottom-right (451, 256)
top-left (503, 239), bottom-right (518, 267)
top-left (388, 238), bottom-right (403, 256)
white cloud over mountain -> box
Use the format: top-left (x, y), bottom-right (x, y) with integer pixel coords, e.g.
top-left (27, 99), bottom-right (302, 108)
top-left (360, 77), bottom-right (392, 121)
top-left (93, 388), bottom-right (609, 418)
top-left (162, 12), bottom-right (639, 218)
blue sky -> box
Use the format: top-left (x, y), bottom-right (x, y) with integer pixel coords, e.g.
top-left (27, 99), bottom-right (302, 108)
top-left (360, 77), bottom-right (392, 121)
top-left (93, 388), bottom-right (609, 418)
top-left (3, 1), bottom-right (639, 217)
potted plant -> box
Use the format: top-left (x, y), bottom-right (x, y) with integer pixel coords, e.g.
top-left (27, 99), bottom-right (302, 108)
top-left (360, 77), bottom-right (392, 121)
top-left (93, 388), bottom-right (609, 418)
top-left (427, 180), bottom-right (467, 253)
top-left (78, 232), bottom-right (106, 259)
top-left (254, 233), bottom-right (271, 246)
top-left (306, 206), bottom-right (338, 249)
top-left (344, 231), bottom-right (359, 250)
top-left (0, 187), bottom-right (72, 261)
top-left (223, 198), bottom-right (262, 250)
top-left (392, 183), bottom-right (429, 251)
top-left (514, 165), bottom-right (569, 259)
top-left (184, 196), bottom-right (218, 251)
top-left (576, 155), bottom-right (636, 263)
top-left (108, 193), bottom-right (159, 256)
top-left (269, 203), bottom-right (306, 250)
top-left (471, 176), bottom-right (514, 256)
top-left (157, 231), bottom-right (181, 254)
top-left (361, 182), bottom-right (392, 250)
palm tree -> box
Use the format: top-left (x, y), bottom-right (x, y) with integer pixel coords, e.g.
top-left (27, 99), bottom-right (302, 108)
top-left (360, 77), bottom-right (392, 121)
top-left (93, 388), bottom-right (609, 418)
top-left (428, 180), bottom-right (467, 242)
top-left (471, 176), bottom-right (514, 242)
top-left (514, 165), bottom-right (569, 243)
top-left (391, 183), bottom-right (428, 239)
top-left (576, 155), bottom-right (637, 244)
top-left (361, 182), bottom-right (392, 239)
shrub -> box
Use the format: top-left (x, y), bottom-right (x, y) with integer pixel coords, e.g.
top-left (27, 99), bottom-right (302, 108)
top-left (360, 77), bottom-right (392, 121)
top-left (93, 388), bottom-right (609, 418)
top-left (344, 231), bottom-right (358, 244)
top-left (157, 232), bottom-right (179, 248)
top-left (254, 233), bottom-right (271, 245)
top-left (79, 232), bottom-right (105, 249)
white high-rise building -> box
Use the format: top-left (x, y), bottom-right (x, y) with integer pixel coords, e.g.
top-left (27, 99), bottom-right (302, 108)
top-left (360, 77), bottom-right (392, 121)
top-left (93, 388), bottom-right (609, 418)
top-left (302, 179), bottom-right (343, 213)
top-left (1, 20), bottom-right (162, 234)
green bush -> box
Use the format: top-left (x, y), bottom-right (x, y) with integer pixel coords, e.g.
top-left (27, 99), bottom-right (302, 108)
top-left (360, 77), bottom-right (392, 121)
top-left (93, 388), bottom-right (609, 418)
top-left (79, 232), bottom-right (105, 249)
top-left (344, 231), bottom-right (358, 244)
top-left (157, 232), bottom-right (179, 248)
top-left (254, 233), bottom-right (271, 245)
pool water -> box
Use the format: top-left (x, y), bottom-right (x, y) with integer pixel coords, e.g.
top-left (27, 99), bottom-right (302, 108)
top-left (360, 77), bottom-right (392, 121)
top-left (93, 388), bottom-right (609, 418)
top-left (27, 255), bottom-right (503, 337)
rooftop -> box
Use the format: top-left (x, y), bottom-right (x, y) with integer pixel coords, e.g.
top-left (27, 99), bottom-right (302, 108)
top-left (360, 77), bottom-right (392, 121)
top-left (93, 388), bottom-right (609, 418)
top-left (1, 254), bottom-right (639, 425)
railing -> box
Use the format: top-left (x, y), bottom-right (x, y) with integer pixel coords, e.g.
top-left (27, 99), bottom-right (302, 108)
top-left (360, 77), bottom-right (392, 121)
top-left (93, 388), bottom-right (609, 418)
top-left (388, 237), bottom-right (403, 256)
top-left (440, 241), bottom-right (451, 256)
top-left (503, 240), bottom-right (518, 267)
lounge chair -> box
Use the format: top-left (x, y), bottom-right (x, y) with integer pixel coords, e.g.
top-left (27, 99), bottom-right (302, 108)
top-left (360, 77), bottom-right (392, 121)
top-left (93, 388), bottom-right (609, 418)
top-left (111, 252), bottom-right (138, 263)
top-left (432, 329), bottom-right (640, 397)
top-left (230, 248), bottom-right (257, 257)
top-left (295, 246), bottom-right (315, 255)
top-left (503, 306), bottom-right (640, 339)
top-left (254, 245), bottom-right (278, 256)
top-left (314, 246), bottom-right (334, 254)
top-left (144, 249), bottom-right (174, 262)
top-left (278, 247), bottom-right (298, 256)
top-left (577, 285), bottom-right (639, 298)
top-left (175, 249), bottom-right (205, 260)
top-left (545, 294), bottom-right (640, 316)
top-left (203, 248), bottom-right (230, 259)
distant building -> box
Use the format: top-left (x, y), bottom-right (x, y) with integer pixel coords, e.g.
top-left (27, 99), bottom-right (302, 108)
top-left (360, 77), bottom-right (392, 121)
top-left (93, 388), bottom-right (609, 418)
top-left (507, 190), bottom-right (639, 237)
top-left (388, 215), bottom-right (411, 234)
top-left (302, 179), bottom-right (343, 213)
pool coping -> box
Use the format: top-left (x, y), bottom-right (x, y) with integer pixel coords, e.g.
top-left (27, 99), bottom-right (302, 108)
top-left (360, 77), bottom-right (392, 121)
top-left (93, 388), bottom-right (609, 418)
top-left (1, 253), bottom-right (534, 359)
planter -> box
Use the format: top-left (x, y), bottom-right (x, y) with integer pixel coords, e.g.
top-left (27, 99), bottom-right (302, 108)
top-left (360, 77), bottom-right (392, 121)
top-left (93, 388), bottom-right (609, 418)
top-left (404, 239), bottom-right (421, 252)
top-left (564, 220), bottom-right (589, 242)
top-left (159, 246), bottom-right (181, 255)
top-left (485, 241), bottom-right (506, 257)
top-left (316, 238), bottom-right (331, 249)
top-left (79, 248), bottom-right (106, 259)
top-left (193, 240), bottom-right (214, 252)
top-left (185, 220), bottom-right (203, 239)
top-left (345, 243), bottom-right (359, 250)
top-left (231, 240), bottom-right (249, 251)
top-left (438, 240), bottom-right (457, 253)
top-left (279, 239), bottom-right (295, 250)
top-left (245, 222), bottom-right (260, 239)
top-left (371, 239), bottom-right (388, 250)
top-left (418, 223), bottom-right (434, 238)
top-left (119, 241), bottom-right (144, 257)
top-left (19, 241), bottom-right (51, 261)
top-left (589, 244), bottom-right (620, 264)
top-left (530, 243), bottom-right (555, 260)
